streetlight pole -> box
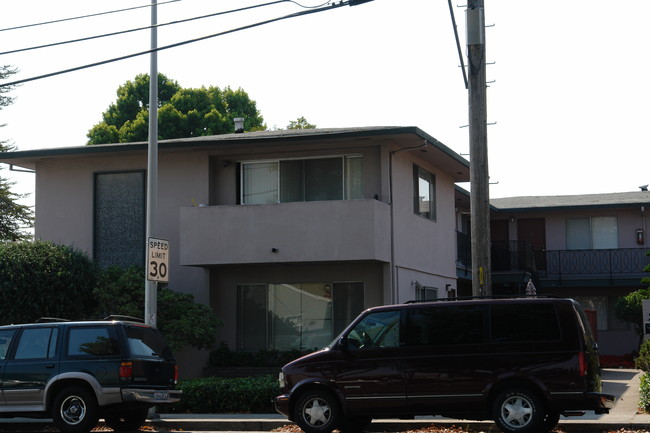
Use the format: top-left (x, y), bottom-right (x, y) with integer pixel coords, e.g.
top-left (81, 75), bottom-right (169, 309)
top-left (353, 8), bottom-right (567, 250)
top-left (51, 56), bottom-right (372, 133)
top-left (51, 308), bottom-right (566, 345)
top-left (145, 0), bottom-right (159, 326)
top-left (467, 0), bottom-right (491, 296)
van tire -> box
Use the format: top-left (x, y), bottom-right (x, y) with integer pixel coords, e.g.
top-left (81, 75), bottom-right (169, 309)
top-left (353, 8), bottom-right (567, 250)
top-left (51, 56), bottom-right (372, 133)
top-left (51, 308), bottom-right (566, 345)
top-left (293, 390), bottom-right (341, 433)
top-left (492, 388), bottom-right (545, 433)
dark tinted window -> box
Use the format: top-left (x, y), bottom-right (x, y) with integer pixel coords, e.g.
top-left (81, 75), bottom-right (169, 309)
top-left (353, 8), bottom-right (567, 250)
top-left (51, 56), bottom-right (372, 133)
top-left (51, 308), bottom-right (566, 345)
top-left (405, 305), bottom-right (485, 346)
top-left (68, 327), bottom-right (120, 357)
top-left (0, 330), bottom-right (15, 360)
top-left (125, 325), bottom-right (173, 359)
top-left (15, 328), bottom-right (58, 360)
top-left (491, 303), bottom-right (561, 342)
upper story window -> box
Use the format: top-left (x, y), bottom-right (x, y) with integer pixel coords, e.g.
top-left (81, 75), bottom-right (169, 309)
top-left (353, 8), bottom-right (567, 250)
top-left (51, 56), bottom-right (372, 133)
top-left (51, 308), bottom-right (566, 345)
top-left (241, 156), bottom-right (363, 204)
top-left (566, 216), bottom-right (618, 250)
top-left (413, 164), bottom-right (436, 221)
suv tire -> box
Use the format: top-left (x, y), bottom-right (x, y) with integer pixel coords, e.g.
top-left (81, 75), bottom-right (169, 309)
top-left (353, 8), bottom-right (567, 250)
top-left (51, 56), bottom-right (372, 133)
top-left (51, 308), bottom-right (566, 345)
top-left (492, 388), bottom-right (545, 433)
top-left (104, 407), bottom-right (149, 431)
top-left (52, 386), bottom-right (99, 433)
top-left (294, 390), bottom-right (341, 433)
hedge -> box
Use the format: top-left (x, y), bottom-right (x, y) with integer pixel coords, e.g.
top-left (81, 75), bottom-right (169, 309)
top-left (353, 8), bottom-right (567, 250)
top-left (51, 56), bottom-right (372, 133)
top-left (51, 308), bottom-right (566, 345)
top-left (163, 375), bottom-right (278, 414)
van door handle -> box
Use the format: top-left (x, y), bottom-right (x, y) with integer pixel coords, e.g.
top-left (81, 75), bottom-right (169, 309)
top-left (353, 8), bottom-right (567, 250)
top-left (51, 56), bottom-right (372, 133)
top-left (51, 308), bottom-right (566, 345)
top-left (45, 363), bottom-right (55, 368)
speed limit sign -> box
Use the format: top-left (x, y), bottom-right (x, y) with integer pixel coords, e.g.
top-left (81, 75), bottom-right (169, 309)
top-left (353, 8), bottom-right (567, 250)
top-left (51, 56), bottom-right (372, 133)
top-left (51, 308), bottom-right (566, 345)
top-left (147, 237), bottom-right (169, 282)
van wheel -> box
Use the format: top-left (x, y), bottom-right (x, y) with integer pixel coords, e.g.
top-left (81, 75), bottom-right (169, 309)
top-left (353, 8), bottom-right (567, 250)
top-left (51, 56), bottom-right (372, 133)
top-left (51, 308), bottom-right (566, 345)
top-left (51, 386), bottom-right (99, 433)
top-left (492, 388), bottom-right (544, 433)
top-left (104, 407), bottom-right (149, 431)
top-left (293, 390), bottom-right (341, 433)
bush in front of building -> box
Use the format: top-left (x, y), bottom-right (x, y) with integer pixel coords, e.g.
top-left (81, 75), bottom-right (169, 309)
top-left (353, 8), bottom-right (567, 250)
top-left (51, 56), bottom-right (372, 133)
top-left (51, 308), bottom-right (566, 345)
top-left (162, 375), bottom-right (278, 414)
top-left (0, 241), bottom-right (98, 324)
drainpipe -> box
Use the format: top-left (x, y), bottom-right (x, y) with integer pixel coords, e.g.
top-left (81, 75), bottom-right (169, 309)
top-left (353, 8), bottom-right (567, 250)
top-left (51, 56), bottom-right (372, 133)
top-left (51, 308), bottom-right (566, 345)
top-left (388, 140), bottom-right (428, 304)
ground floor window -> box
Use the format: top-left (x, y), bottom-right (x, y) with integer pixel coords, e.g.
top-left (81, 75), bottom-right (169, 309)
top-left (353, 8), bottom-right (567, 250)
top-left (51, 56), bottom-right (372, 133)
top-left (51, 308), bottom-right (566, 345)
top-left (237, 282), bottom-right (364, 351)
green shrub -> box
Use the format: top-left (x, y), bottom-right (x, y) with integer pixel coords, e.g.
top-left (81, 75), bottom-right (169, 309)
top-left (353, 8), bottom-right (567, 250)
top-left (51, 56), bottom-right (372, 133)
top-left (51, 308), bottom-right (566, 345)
top-left (640, 372), bottom-right (650, 412)
top-left (0, 241), bottom-right (98, 324)
top-left (637, 340), bottom-right (650, 372)
top-left (163, 375), bottom-right (278, 414)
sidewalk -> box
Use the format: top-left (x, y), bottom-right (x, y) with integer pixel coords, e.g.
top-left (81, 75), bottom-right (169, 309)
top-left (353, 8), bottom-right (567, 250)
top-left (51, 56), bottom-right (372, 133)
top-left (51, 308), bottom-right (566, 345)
top-left (145, 369), bottom-right (650, 432)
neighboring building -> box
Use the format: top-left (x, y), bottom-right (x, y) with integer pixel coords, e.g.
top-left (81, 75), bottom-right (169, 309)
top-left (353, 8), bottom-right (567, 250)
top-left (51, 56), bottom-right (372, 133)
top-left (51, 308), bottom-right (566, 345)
top-left (483, 192), bottom-right (650, 355)
top-left (0, 126), bottom-right (470, 377)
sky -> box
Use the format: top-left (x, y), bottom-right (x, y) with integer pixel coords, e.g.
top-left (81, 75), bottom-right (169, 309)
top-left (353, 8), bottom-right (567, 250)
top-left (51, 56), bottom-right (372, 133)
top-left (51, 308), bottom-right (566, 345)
top-left (1, 0), bottom-right (649, 207)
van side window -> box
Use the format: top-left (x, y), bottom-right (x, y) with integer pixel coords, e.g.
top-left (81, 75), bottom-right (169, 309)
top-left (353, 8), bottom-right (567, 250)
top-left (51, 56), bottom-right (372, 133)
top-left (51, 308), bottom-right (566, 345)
top-left (0, 330), bottom-right (15, 360)
top-left (491, 304), bottom-right (561, 342)
top-left (67, 327), bottom-right (120, 357)
top-left (346, 311), bottom-right (400, 350)
top-left (405, 305), bottom-right (485, 346)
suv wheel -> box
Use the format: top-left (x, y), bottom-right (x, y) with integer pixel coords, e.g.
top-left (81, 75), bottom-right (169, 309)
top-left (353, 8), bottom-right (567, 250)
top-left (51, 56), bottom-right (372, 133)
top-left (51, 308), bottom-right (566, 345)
top-left (52, 386), bottom-right (99, 433)
top-left (293, 390), bottom-right (341, 433)
top-left (104, 407), bottom-right (150, 431)
top-left (492, 388), bottom-right (545, 433)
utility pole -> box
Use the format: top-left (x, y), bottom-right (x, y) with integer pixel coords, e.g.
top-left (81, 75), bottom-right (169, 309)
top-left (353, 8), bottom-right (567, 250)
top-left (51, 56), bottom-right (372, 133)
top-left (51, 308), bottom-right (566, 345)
top-left (145, 0), bottom-right (159, 326)
top-left (467, 0), bottom-right (491, 296)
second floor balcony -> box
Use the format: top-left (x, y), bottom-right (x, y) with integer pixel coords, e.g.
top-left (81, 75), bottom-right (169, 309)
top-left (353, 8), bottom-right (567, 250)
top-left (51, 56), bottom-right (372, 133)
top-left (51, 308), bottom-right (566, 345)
top-left (179, 199), bottom-right (392, 266)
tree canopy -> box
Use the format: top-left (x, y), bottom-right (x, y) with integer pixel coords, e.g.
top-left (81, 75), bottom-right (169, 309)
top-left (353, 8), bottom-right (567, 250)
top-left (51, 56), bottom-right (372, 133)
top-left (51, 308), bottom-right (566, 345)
top-left (87, 73), bottom-right (265, 144)
top-left (0, 65), bottom-right (34, 241)
top-left (287, 116), bottom-right (317, 129)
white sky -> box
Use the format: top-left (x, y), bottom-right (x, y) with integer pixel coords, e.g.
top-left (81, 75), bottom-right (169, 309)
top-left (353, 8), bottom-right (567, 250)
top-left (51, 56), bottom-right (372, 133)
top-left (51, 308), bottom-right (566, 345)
top-left (1, 0), bottom-right (649, 205)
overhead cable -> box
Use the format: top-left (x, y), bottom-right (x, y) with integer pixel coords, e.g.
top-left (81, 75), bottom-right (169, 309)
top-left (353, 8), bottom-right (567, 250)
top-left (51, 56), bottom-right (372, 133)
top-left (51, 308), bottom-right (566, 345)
top-left (0, 1), bottom-right (350, 88)
top-left (0, 0), bottom-right (291, 56)
top-left (0, 0), bottom-right (182, 32)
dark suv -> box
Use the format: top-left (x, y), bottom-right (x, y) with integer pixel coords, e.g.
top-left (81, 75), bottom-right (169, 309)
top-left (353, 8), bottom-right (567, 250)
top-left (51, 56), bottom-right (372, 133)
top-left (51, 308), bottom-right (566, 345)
top-left (275, 296), bottom-right (615, 433)
top-left (0, 317), bottom-right (181, 432)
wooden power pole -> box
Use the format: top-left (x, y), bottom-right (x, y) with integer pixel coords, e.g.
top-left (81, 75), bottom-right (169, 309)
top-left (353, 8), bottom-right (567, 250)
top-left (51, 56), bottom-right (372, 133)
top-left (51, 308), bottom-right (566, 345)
top-left (467, 0), bottom-right (491, 296)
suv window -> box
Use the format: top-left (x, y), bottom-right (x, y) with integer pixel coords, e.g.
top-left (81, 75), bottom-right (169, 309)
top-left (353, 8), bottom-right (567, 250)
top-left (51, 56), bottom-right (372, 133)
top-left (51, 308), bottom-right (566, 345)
top-left (405, 305), bottom-right (485, 346)
top-left (15, 328), bottom-right (58, 359)
top-left (67, 326), bottom-right (120, 357)
top-left (125, 325), bottom-right (173, 358)
top-left (0, 330), bottom-right (16, 360)
top-left (491, 303), bottom-right (561, 343)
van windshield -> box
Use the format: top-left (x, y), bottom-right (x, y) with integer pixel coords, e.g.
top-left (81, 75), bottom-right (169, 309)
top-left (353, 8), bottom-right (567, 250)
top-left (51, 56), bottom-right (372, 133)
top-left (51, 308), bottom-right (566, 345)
top-left (344, 310), bottom-right (400, 350)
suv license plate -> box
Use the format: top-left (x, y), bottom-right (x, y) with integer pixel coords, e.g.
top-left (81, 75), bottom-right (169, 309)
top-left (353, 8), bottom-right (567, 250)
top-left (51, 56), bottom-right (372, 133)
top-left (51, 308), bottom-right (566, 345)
top-left (154, 392), bottom-right (169, 400)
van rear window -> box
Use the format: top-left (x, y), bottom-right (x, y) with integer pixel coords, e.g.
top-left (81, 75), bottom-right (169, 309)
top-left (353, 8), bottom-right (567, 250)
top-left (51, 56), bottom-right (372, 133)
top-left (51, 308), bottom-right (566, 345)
top-left (490, 304), bottom-right (561, 343)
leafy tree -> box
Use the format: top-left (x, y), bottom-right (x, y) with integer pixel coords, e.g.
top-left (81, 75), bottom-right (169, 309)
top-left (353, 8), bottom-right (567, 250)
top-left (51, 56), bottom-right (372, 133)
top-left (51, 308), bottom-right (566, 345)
top-left (0, 241), bottom-right (98, 324)
top-left (615, 255), bottom-right (650, 345)
top-left (287, 116), bottom-right (316, 129)
top-left (94, 266), bottom-right (222, 351)
top-left (87, 73), bottom-right (265, 144)
top-left (0, 66), bottom-right (34, 241)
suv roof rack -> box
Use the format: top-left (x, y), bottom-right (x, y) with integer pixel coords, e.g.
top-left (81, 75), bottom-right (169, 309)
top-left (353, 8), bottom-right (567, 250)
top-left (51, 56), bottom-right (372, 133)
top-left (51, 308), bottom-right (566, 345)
top-left (405, 294), bottom-right (558, 304)
top-left (35, 317), bottom-right (70, 323)
top-left (103, 315), bottom-right (145, 323)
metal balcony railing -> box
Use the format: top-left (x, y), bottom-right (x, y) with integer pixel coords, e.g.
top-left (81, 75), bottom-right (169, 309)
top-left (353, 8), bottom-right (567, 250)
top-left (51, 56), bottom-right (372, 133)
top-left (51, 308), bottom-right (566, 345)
top-left (541, 248), bottom-right (649, 281)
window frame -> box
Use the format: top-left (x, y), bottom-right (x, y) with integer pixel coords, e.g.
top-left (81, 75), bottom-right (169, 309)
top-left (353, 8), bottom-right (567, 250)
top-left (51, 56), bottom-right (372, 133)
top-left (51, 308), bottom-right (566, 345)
top-left (413, 164), bottom-right (436, 221)
top-left (240, 155), bottom-right (363, 205)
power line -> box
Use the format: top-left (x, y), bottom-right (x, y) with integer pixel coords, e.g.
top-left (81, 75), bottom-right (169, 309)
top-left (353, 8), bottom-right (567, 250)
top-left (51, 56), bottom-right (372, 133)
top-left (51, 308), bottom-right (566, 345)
top-left (0, 0), bottom-right (182, 32)
top-left (0, 0), bottom-right (291, 56)
top-left (0, 2), bottom-right (351, 88)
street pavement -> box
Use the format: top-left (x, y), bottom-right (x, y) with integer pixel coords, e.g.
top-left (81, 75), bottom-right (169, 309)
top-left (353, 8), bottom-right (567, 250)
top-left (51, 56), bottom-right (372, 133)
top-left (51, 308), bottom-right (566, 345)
top-left (0, 369), bottom-right (647, 432)
top-left (144, 369), bottom-right (650, 432)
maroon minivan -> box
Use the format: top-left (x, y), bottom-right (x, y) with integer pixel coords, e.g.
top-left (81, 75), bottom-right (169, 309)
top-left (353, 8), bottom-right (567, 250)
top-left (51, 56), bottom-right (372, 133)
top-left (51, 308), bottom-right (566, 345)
top-left (274, 296), bottom-right (615, 433)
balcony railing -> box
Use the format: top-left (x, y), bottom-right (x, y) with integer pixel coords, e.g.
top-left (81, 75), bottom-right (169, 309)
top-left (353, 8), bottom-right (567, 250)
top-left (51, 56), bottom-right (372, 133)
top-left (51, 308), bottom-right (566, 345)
top-left (541, 248), bottom-right (649, 282)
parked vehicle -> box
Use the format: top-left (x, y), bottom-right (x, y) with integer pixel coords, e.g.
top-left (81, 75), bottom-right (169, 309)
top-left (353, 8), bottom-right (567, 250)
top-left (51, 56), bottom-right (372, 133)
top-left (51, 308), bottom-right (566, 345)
top-left (274, 296), bottom-right (615, 433)
top-left (0, 316), bottom-right (181, 432)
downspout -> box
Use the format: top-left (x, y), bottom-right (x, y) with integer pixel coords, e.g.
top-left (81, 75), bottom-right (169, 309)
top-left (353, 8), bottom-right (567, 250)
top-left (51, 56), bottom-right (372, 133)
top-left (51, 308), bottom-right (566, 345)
top-left (388, 139), bottom-right (428, 304)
